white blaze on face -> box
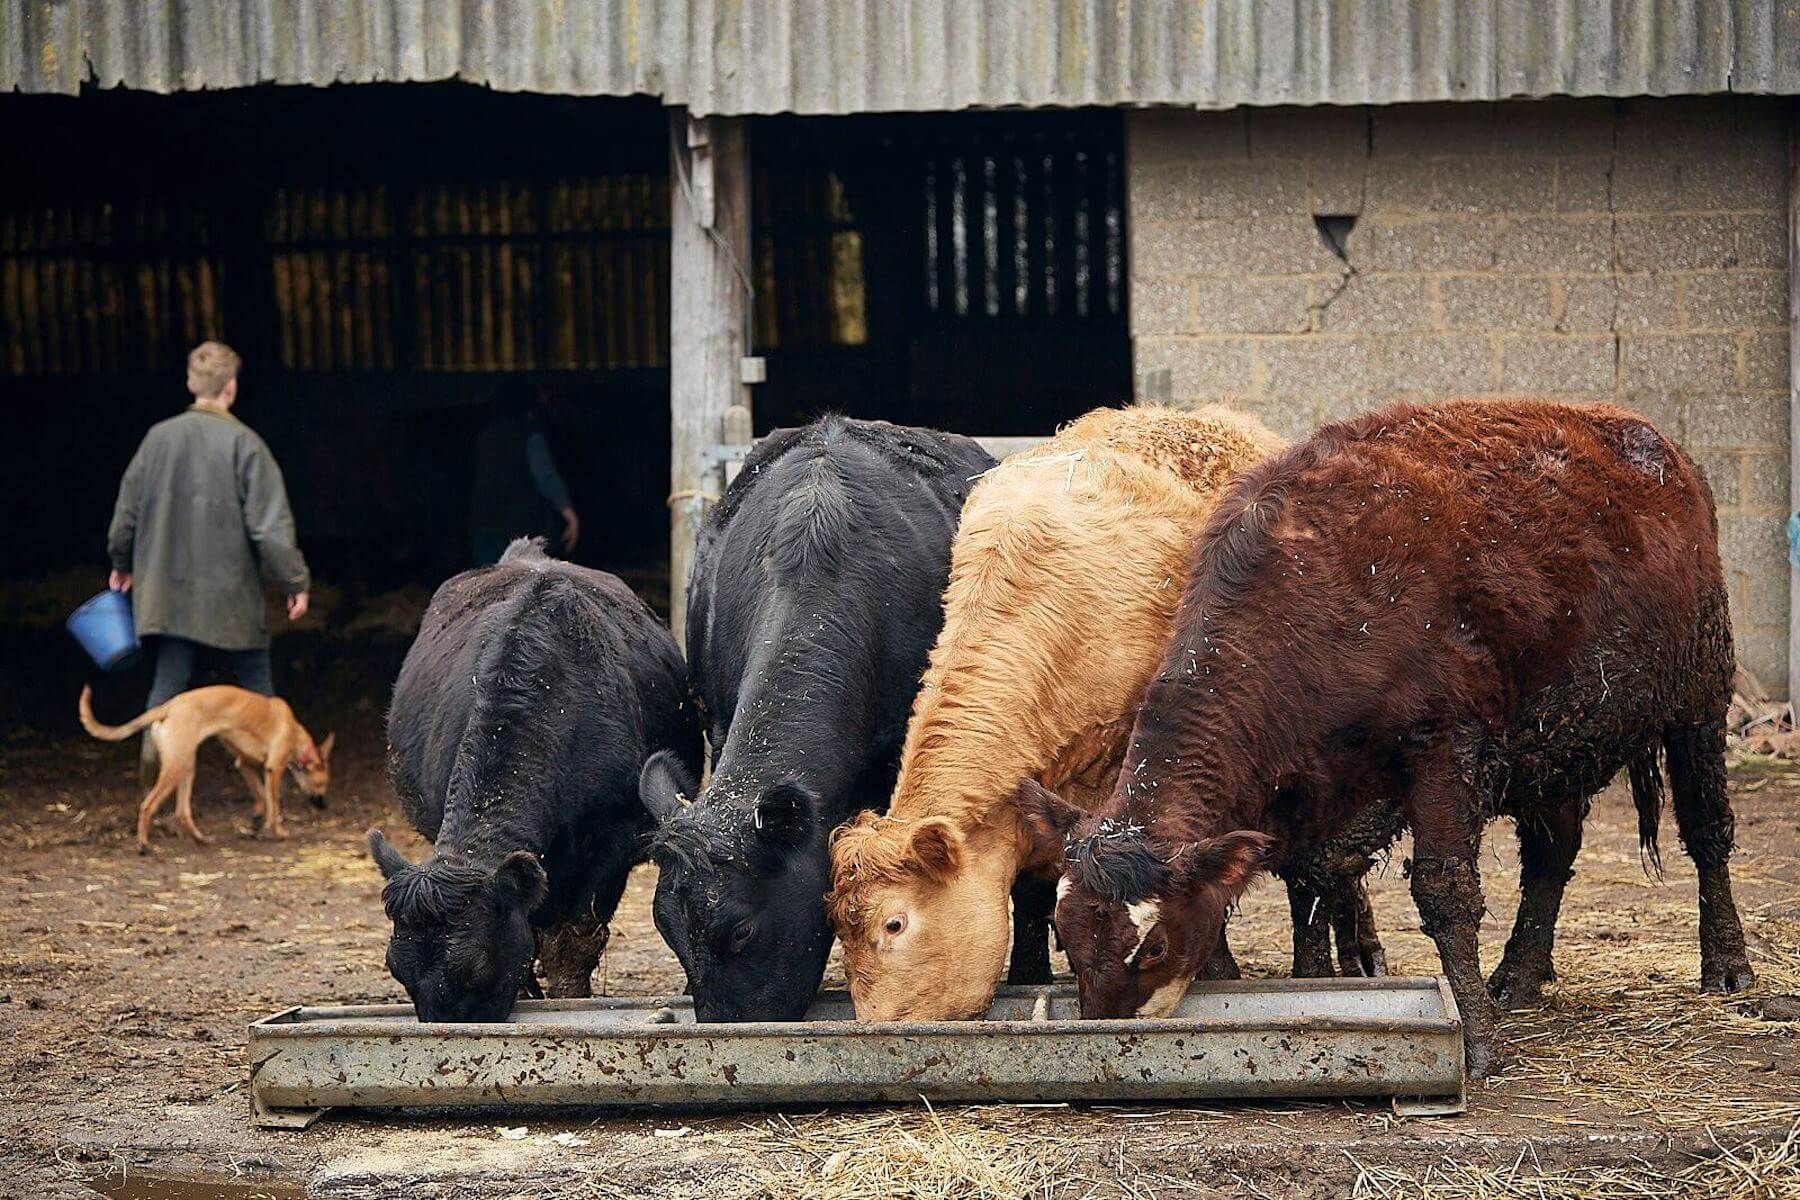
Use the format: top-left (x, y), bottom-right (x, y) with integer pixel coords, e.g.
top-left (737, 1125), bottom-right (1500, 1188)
top-left (1124, 898), bottom-right (1161, 966)
top-left (1135, 974), bottom-right (1192, 1018)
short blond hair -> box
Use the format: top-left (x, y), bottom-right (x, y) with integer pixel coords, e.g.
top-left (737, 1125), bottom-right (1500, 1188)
top-left (186, 341), bottom-right (241, 399)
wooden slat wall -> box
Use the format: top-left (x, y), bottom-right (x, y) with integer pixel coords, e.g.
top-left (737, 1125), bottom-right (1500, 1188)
top-left (913, 132), bottom-right (1125, 325)
top-left (0, 197), bottom-right (222, 374)
top-left (0, 166), bottom-right (870, 377)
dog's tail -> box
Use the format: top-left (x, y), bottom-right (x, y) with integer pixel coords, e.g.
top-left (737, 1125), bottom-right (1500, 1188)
top-left (78, 685), bottom-right (170, 742)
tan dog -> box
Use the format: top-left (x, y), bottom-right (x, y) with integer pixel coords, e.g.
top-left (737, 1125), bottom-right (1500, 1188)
top-left (78, 685), bottom-right (334, 851)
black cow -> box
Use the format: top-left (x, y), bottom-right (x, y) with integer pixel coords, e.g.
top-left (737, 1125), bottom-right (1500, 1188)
top-left (639, 416), bottom-right (993, 1021)
top-left (370, 538), bottom-right (701, 1022)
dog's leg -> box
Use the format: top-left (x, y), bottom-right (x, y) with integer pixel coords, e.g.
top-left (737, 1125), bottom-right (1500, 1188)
top-left (233, 757), bottom-right (268, 834)
top-left (261, 765), bottom-right (287, 839)
top-left (136, 770), bottom-right (182, 853)
top-left (173, 770), bottom-right (212, 846)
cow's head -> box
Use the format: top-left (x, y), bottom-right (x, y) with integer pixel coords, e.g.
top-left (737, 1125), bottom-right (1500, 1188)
top-left (365, 829), bottom-right (546, 1022)
top-left (1011, 780), bottom-right (1271, 1019)
top-left (290, 732), bottom-right (334, 808)
top-left (640, 751), bottom-right (833, 1022)
top-left (826, 810), bottom-right (1014, 1022)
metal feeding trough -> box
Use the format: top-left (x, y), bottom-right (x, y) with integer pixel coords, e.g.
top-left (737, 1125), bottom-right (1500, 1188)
top-left (248, 976), bottom-right (1464, 1127)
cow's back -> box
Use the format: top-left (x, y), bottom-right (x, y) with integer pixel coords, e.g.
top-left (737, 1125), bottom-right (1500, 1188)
top-left (387, 544), bottom-right (697, 846)
top-left (893, 405), bottom-right (1282, 825)
top-left (686, 416), bottom-right (991, 782)
top-left (1196, 399), bottom-right (1728, 776)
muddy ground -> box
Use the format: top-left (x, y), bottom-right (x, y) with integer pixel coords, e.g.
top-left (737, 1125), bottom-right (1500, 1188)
top-left (1, 632), bottom-right (1798, 1198)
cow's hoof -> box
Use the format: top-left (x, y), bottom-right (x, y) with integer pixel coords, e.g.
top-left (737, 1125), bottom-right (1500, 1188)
top-left (1487, 962), bottom-right (1548, 1010)
top-left (544, 979), bottom-right (593, 1000)
top-left (1702, 959), bottom-right (1756, 995)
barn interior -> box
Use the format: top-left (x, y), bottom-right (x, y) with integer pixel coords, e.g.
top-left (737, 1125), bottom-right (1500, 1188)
top-left (1, 82), bottom-right (1128, 611)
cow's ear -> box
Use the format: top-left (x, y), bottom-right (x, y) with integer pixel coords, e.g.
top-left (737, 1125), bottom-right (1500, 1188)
top-left (493, 850), bottom-right (548, 912)
top-left (367, 829), bottom-right (414, 879)
top-left (1008, 779), bottom-right (1084, 862)
top-left (905, 817), bottom-right (965, 882)
top-left (1171, 831), bottom-right (1275, 903)
top-left (753, 782), bottom-right (816, 850)
top-left (639, 750), bottom-right (699, 827)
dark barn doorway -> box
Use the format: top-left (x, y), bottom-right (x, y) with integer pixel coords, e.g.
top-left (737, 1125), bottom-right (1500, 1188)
top-left (0, 83), bottom-right (673, 603)
top-left (2, 93), bottom-right (1127, 601)
top-left (750, 110), bottom-right (1131, 436)
top-left (0, 90), bottom-right (1128, 706)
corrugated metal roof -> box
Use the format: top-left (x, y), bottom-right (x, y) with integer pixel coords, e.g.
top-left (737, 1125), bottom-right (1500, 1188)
top-left (5, 1), bottom-right (1798, 111)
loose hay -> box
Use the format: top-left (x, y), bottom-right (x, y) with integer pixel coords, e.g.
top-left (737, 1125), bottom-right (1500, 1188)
top-left (1350, 1119), bottom-right (1800, 1199)
top-left (758, 1104), bottom-right (1101, 1200)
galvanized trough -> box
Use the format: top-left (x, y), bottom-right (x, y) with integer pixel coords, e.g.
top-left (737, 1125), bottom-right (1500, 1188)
top-left (248, 976), bottom-right (1464, 1127)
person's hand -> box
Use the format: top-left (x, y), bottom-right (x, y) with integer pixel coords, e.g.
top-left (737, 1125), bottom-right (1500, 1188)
top-left (108, 570), bottom-right (132, 593)
top-left (560, 507), bottom-right (581, 555)
top-left (287, 591), bottom-right (310, 621)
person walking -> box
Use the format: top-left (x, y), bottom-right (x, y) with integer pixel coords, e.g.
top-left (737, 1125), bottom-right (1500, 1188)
top-left (467, 380), bottom-right (580, 566)
top-left (106, 341), bottom-right (311, 770)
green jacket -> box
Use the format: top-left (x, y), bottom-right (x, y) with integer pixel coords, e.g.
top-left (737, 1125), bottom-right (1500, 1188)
top-left (107, 406), bottom-right (310, 651)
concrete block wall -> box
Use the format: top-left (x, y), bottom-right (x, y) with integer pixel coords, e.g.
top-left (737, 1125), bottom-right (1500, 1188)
top-left (1129, 97), bottom-right (1792, 689)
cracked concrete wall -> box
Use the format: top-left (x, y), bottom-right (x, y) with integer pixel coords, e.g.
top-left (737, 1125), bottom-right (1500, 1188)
top-left (1129, 97), bottom-right (1793, 692)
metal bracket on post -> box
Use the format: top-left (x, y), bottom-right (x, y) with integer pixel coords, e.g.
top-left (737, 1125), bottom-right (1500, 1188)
top-left (687, 115), bottom-right (716, 229)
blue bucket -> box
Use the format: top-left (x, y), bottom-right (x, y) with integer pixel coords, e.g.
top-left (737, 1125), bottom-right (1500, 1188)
top-left (67, 589), bottom-right (140, 672)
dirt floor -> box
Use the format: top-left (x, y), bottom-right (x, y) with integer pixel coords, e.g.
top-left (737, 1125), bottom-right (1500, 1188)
top-left (2, 638), bottom-right (1798, 1198)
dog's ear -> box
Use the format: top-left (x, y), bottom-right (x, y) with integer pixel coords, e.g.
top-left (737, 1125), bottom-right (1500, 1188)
top-left (366, 828), bottom-right (413, 879)
top-left (320, 732), bottom-right (336, 762)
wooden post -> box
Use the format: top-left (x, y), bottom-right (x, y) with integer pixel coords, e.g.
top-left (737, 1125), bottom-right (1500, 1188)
top-left (1788, 112), bottom-right (1800, 705)
top-left (669, 110), bottom-right (752, 648)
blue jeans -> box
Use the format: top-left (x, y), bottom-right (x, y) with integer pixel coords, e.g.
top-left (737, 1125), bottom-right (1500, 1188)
top-left (148, 636), bottom-right (274, 708)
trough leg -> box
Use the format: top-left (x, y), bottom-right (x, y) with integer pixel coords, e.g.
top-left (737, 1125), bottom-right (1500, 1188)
top-left (1007, 873), bottom-right (1056, 985)
top-left (1285, 881), bottom-right (1336, 978)
top-left (1665, 722), bottom-right (1755, 994)
top-left (1488, 804), bottom-right (1582, 1008)
top-left (1405, 761), bottom-right (1496, 1079)
top-left (1330, 881), bottom-right (1387, 978)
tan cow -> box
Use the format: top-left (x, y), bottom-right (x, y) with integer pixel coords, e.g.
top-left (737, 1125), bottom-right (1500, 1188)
top-left (827, 405), bottom-right (1292, 1021)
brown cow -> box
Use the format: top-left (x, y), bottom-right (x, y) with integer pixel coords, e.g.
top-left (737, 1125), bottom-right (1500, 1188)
top-left (827, 405), bottom-right (1312, 1022)
top-left (1019, 400), bottom-right (1756, 1077)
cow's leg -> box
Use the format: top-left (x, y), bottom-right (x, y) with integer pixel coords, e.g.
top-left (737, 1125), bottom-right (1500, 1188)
top-left (1331, 881), bottom-right (1387, 978)
top-left (537, 914), bottom-right (610, 999)
top-left (1198, 928), bottom-right (1242, 980)
top-left (1286, 880), bottom-right (1336, 978)
top-left (538, 866), bottom-right (633, 998)
top-left (1488, 803), bottom-right (1583, 1008)
top-left (1007, 873), bottom-right (1056, 984)
top-left (1405, 756), bottom-right (1496, 1079)
top-left (1665, 722), bottom-right (1755, 994)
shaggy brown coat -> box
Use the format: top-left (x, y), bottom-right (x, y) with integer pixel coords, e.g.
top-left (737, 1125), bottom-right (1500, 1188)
top-left (827, 405), bottom-right (1286, 1021)
top-left (1023, 400), bottom-right (1755, 1077)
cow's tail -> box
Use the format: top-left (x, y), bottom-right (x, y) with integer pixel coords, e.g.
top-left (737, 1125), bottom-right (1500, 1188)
top-left (1627, 742), bottom-right (1665, 878)
top-left (78, 685), bottom-right (169, 742)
